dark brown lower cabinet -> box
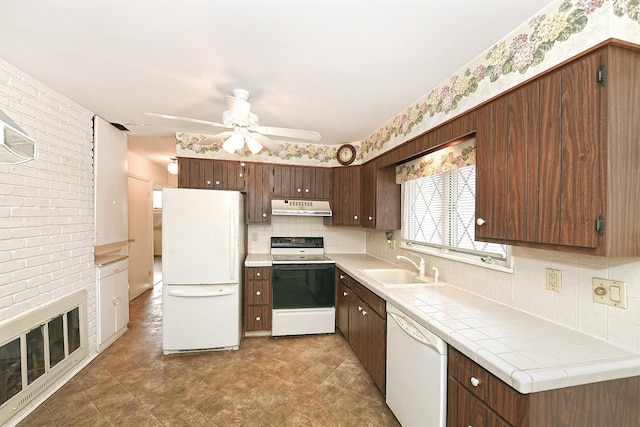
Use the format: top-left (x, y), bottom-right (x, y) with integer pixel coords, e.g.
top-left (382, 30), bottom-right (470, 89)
top-left (244, 267), bottom-right (272, 332)
top-left (335, 270), bottom-right (351, 341)
top-left (335, 269), bottom-right (386, 395)
top-left (448, 346), bottom-right (640, 427)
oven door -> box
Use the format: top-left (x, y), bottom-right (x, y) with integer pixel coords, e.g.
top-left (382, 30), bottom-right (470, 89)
top-left (272, 263), bottom-right (335, 309)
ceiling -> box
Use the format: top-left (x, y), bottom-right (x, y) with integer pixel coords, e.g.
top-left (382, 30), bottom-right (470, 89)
top-left (0, 0), bottom-right (552, 168)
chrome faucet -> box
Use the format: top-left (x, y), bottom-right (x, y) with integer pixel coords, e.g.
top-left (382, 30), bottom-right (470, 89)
top-left (396, 254), bottom-right (426, 277)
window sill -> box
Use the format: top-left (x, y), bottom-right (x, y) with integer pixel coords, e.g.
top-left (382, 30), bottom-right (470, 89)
top-left (399, 242), bottom-right (514, 274)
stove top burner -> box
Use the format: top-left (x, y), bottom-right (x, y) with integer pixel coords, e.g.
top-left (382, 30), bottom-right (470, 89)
top-left (270, 237), bottom-right (333, 264)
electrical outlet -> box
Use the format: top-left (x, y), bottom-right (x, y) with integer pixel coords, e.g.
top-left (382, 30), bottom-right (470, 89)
top-left (592, 278), bottom-right (628, 308)
top-left (546, 268), bottom-right (562, 292)
top-left (251, 232), bottom-right (259, 242)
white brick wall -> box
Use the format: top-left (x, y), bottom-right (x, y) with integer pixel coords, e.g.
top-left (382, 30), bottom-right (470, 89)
top-left (0, 59), bottom-right (96, 351)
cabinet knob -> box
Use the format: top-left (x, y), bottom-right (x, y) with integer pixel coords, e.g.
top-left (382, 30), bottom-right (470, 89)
top-left (256, 316), bottom-right (261, 322)
top-left (297, 188), bottom-right (302, 192)
top-left (368, 216), bottom-right (373, 221)
top-left (256, 272), bottom-right (261, 277)
top-left (340, 274), bottom-right (345, 279)
top-left (304, 188), bottom-right (309, 193)
top-left (353, 215), bottom-right (358, 220)
top-left (239, 173), bottom-right (243, 178)
top-left (215, 180), bottom-right (220, 185)
top-left (112, 297), bottom-right (117, 306)
top-left (343, 291), bottom-right (348, 297)
top-left (362, 310), bottom-right (367, 316)
top-left (262, 213), bottom-right (267, 218)
top-left (206, 180), bottom-right (211, 185)
top-left (476, 218), bottom-right (485, 226)
top-left (358, 306), bottom-right (363, 312)
top-left (256, 291), bottom-right (261, 296)
top-left (470, 377), bottom-right (480, 387)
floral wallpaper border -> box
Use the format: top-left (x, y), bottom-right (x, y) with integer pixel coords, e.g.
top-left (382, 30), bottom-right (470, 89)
top-left (177, 0), bottom-right (639, 166)
top-left (395, 139), bottom-right (476, 184)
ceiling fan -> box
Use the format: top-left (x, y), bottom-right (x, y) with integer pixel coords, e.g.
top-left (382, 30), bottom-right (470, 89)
top-left (146, 89), bottom-right (321, 154)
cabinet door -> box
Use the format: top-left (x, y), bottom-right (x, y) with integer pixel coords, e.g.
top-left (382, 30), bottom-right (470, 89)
top-left (448, 380), bottom-right (511, 427)
top-left (329, 166), bottom-right (362, 226)
top-left (362, 162), bottom-right (376, 227)
top-left (273, 165), bottom-right (332, 199)
top-left (348, 293), bottom-right (364, 358)
top-left (98, 273), bottom-right (117, 345)
top-left (477, 91), bottom-right (534, 243)
top-left (362, 163), bottom-right (400, 230)
top-left (476, 51), bottom-right (604, 250)
top-left (305, 167), bottom-right (332, 199)
top-left (98, 268), bottom-right (128, 345)
top-left (272, 164), bottom-right (295, 197)
top-left (212, 160), bottom-right (246, 190)
top-left (555, 51), bottom-right (603, 248)
top-left (246, 305), bottom-right (271, 331)
top-left (115, 271), bottom-right (129, 332)
top-left (245, 163), bottom-right (272, 223)
top-left (362, 304), bottom-right (386, 394)
top-left (336, 275), bottom-right (350, 340)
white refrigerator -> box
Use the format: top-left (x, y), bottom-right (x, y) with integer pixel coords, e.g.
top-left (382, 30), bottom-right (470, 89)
top-left (161, 188), bottom-right (245, 354)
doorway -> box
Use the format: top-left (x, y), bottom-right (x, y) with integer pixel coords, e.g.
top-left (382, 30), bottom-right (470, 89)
top-left (127, 174), bottom-right (154, 300)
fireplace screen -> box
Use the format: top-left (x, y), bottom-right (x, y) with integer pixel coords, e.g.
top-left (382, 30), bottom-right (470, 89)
top-left (0, 307), bottom-right (81, 406)
top-left (0, 338), bottom-right (21, 405)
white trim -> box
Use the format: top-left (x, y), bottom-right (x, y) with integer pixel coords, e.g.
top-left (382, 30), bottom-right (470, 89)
top-left (399, 241), bottom-right (513, 274)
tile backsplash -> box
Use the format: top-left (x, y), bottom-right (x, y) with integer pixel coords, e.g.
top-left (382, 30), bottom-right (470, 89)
top-left (366, 229), bottom-right (640, 353)
top-left (247, 216), bottom-right (365, 254)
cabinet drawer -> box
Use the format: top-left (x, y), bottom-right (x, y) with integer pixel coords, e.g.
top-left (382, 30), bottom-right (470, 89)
top-left (246, 305), bottom-right (271, 331)
top-left (351, 279), bottom-right (385, 318)
top-left (246, 280), bottom-right (271, 305)
top-left (246, 267), bottom-right (271, 280)
top-left (336, 268), bottom-right (350, 287)
top-left (449, 347), bottom-right (527, 426)
top-left (97, 258), bottom-right (128, 279)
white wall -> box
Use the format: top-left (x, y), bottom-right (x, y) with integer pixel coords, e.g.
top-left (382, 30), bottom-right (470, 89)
top-left (366, 229), bottom-right (640, 353)
top-left (0, 58), bottom-right (95, 331)
top-left (247, 216), bottom-right (365, 254)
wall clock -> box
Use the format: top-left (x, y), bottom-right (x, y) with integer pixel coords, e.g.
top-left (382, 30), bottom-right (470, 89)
top-left (336, 144), bottom-right (356, 166)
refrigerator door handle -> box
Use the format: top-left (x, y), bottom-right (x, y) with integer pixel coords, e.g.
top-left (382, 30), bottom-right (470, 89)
top-left (229, 201), bottom-right (236, 282)
top-left (167, 288), bottom-right (236, 298)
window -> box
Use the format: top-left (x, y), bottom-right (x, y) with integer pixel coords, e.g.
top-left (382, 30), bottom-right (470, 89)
top-left (397, 137), bottom-right (508, 265)
top-left (152, 189), bottom-right (163, 210)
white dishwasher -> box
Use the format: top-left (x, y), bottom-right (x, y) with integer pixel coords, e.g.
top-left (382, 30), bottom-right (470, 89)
top-left (386, 303), bottom-right (447, 427)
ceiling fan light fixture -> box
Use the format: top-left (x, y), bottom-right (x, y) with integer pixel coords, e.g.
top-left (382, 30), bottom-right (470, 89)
top-left (222, 131), bottom-right (245, 153)
top-left (246, 135), bottom-right (263, 154)
top-left (167, 157), bottom-right (178, 175)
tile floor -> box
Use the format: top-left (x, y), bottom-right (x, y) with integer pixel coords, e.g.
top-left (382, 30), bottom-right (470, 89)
top-left (18, 282), bottom-right (400, 426)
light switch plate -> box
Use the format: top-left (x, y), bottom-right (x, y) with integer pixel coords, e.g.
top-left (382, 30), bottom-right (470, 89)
top-left (592, 278), bottom-right (628, 308)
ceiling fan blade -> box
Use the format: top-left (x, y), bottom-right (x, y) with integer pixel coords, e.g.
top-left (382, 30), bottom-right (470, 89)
top-left (226, 95), bottom-right (251, 122)
top-left (200, 132), bottom-right (234, 144)
top-left (145, 112), bottom-right (231, 129)
top-left (251, 132), bottom-right (284, 152)
top-left (254, 125), bottom-right (321, 142)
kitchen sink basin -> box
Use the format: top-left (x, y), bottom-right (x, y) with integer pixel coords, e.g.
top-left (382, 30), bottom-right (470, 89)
top-left (359, 268), bottom-right (432, 287)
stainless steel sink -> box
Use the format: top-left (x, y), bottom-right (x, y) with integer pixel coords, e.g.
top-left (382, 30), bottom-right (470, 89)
top-left (359, 268), bottom-right (433, 287)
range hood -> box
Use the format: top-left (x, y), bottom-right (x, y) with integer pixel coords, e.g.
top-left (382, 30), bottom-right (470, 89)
top-left (272, 199), bottom-right (332, 217)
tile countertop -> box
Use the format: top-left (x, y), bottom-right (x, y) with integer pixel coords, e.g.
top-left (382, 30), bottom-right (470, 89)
top-left (326, 253), bottom-right (640, 394)
top-left (94, 254), bottom-right (128, 266)
top-left (244, 253), bottom-right (273, 267)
